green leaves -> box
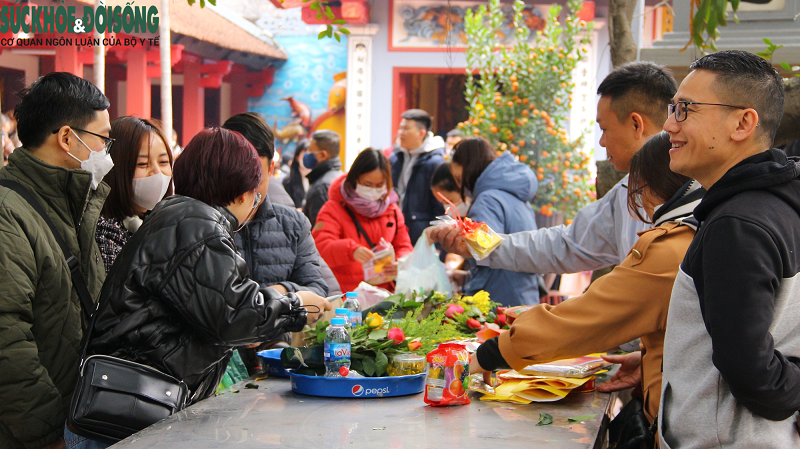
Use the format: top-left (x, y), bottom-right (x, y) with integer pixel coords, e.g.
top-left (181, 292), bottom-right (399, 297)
top-left (368, 328), bottom-right (388, 341)
top-left (374, 350), bottom-right (389, 376)
top-left (568, 414), bottom-right (597, 423)
top-left (757, 38), bottom-right (784, 61)
top-left (305, 1), bottom-right (349, 40)
top-left (536, 413), bottom-right (553, 426)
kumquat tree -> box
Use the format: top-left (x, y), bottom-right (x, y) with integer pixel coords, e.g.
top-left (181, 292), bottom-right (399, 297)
top-left (460, 0), bottom-right (595, 220)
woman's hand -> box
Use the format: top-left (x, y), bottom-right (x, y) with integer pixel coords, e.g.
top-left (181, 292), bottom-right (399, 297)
top-left (597, 351), bottom-right (643, 392)
top-left (382, 261), bottom-right (398, 277)
top-left (469, 353), bottom-right (494, 386)
top-left (296, 291), bottom-right (332, 323)
top-left (353, 246), bottom-right (375, 264)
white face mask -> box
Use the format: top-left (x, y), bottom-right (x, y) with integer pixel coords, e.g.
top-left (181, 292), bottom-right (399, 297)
top-left (68, 130), bottom-right (114, 190)
top-left (132, 172), bottom-right (172, 211)
top-left (456, 199), bottom-right (471, 216)
top-left (355, 184), bottom-right (387, 202)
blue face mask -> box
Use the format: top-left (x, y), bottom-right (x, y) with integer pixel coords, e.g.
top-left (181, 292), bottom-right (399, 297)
top-left (303, 152), bottom-right (318, 170)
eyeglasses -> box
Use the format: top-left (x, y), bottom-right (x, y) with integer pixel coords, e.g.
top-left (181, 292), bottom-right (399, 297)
top-left (52, 127), bottom-right (115, 154)
top-left (668, 101), bottom-right (748, 123)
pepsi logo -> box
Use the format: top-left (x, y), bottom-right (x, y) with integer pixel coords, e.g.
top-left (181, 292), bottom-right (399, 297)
top-left (352, 385), bottom-right (364, 396)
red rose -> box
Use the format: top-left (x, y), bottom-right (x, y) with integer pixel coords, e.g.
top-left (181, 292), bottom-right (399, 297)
top-left (445, 304), bottom-right (465, 319)
top-left (496, 314), bottom-right (507, 327)
top-left (496, 307), bottom-right (507, 314)
top-left (388, 327), bottom-right (405, 344)
top-left (466, 318), bottom-right (481, 330)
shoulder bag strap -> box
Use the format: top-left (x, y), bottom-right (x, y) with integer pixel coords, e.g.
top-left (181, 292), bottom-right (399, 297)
top-left (0, 180), bottom-right (96, 321)
top-left (342, 203), bottom-right (375, 249)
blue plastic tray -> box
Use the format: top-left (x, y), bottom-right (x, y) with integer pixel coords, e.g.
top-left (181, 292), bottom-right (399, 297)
top-left (256, 349), bottom-right (291, 378)
top-left (290, 372), bottom-right (427, 398)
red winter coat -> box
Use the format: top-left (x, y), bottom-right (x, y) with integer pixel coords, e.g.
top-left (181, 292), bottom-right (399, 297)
top-left (312, 175), bottom-right (413, 293)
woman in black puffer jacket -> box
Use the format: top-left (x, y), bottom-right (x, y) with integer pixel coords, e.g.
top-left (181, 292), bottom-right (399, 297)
top-left (88, 128), bottom-right (331, 404)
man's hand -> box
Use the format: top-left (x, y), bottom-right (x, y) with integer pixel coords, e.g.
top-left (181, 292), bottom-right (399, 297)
top-left (353, 247), bottom-right (375, 264)
top-left (597, 351), bottom-right (643, 393)
top-left (429, 224), bottom-right (471, 259)
top-left (296, 291), bottom-right (332, 323)
top-left (469, 353), bottom-right (494, 386)
top-left (41, 438), bottom-right (66, 449)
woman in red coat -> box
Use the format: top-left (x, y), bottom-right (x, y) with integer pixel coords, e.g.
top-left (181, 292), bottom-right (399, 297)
top-left (313, 148), bottom-right (413, 293)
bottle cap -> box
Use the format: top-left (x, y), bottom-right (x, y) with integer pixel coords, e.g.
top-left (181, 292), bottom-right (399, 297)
top-left (331, 317), bottom-right (346, 325)
top-left (335, 308), bottom-right (349, 315)
top-left (345, 292), bottom-right (358, 298)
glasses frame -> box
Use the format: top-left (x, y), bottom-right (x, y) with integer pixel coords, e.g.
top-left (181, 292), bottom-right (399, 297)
top-left (668, 101), bottom-right (748, 123)
top-left (52, 127), bottom-right (115, 154)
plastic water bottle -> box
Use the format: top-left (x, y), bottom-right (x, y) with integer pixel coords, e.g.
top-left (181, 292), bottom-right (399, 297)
top-left (334, 308), bottom-right (351, 328)
top-left (343, 292), bottom-right (361, 327)
top-left (324, 317), bottom-right (351, 377)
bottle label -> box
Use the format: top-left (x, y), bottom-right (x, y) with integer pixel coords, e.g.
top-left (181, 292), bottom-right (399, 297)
top-left (324, 342), bottom-right (351, 362)
top-left (349, 311), bottom-right (362, 326)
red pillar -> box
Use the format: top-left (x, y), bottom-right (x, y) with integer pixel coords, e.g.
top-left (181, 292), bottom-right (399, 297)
top-left (229, 71), bottom-right (248, 116)
top-left (126, 49), bottom-right (151, 118)
top-left (182, 60), bottom-right (204, 147)
top-left (54, 44), bottom-right (83, 76)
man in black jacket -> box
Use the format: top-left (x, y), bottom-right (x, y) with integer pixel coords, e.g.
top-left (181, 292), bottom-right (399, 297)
top-left (223, 113), bottom-right (329, 299)
top-left (302, 130), bottom-right (342, 225)
top-left (659, 50), bottom-right (800, 448)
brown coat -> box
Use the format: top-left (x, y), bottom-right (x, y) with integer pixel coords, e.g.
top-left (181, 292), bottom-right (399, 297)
top-left (498, 222), bottom-right (695, 421)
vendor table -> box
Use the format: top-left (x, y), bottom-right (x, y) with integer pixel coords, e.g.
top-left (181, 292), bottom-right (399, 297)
top-left (111, 374), bottom-right (616, 449)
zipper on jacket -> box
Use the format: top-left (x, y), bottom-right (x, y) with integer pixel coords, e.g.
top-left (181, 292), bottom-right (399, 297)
top-left (242, 225), bottom-right (254, 274)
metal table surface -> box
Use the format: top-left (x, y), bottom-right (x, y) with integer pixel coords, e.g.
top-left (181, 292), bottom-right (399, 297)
top-left (111, 373), bottom-right (616, 449)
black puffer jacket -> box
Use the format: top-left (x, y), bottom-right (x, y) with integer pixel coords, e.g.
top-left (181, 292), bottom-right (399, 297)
top-left (235, 195), bottom-right (328, 297)
top-left (88, 195), bottom-right (306, 402)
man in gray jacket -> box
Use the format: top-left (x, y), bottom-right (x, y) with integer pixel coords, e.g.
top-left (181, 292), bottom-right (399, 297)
top-left (432, 61), bottom-right (677, 275)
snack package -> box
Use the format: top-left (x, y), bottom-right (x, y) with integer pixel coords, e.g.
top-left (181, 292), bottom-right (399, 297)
top-left (519, 355), bottom-right (612, 378)
top-left (424, 343), bottom-right (471, 406)
top-left (362, 238), bottom-right (396, 285)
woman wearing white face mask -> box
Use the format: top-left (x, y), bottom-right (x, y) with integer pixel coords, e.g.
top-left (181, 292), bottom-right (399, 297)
top-left (313, 148), bottom-right (414, 293)
top-left (95, 117), bottom-right (173, 273)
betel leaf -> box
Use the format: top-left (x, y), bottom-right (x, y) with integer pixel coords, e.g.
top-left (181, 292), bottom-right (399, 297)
top-left (363, 356), bottom-right (376, 376)
top-left (536, 413), bottom-right (553, 426)
top-left (567, 414), bottom-right (597, 423)
top-left (368, 328), bottom-right (388, 340)
top-left (374, 350), bottom-right (389, 376)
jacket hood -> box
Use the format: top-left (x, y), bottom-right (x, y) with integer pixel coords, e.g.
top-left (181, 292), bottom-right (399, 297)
top-left (652, 180), bottom-right (705, 229)
top-left (694, 149), bottom-right (800, 222)
top-left (402, 132), bottom-right (445, 156)
top-left (473, 152), bottom-right (537, 202)
top-left (327, 173), bottom-right (347, 203)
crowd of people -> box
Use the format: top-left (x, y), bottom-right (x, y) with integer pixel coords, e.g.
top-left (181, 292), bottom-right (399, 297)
top-left (0, 48), bottom-right (798, 449)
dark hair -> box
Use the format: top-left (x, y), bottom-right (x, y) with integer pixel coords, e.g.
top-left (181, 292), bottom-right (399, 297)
top-left (293, 139), bottom-right (309, 162)
top-left (102, 117), bottom-right (173, 221)
top-left (401, 109), bottom-right (432, 133)
top-left (311, 129), bottom-right (340, 158)
top-left (431, 162), bottom-right (459, 193)
top-left (597, 61), bottom-right (677, 127)
top-left (222, 112), bottom-right (275, 160)
top-left (690, 50), bottom-right (784, 145)
top-left (344, 148), bottom-right (393, 191)
top-left (173, 128), bottom-right (262, 207)
top-left (14, 72), bottom-right (110, 149)
top-left (446, 129), bottom-right (464, 138)
top-left (627, 132), bottom-right (691, 223)
top-left (451, 137), bottom-right (496, 199)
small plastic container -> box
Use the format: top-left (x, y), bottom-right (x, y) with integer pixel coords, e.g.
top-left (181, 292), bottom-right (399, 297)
top-left (257, 348), bottom-right (291, 378)
top-left (386, 353), bottom-right (426, 377)
top-left (384, 353), bottom-right (426, 377)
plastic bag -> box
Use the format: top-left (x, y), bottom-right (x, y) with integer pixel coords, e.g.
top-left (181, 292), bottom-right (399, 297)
top-left (353, 281), bottom-right (392, 309)
top-left (395, 233), bottom-right (454, 297)
top-left (430, 215), bottom-right (503, 260)
top-left (362, 238), bottom-right (395, 285)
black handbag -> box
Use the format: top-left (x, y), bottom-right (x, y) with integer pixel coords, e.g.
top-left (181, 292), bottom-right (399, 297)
top-left (607, 397), bottom-right (657, 449)
top-left (0, 180), bottom-right (190, 443)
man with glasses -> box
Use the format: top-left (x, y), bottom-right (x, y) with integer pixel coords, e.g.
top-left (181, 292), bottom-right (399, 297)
top-left (0, 72), bottom-right (111, 449)
top-left (659, 50), bottom-right (800, 448)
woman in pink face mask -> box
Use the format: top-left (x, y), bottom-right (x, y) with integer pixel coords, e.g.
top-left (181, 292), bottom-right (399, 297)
top-left (312, 148), bottom-right (414, 293)
top-left (95, 117), bottom-right (173, 273)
